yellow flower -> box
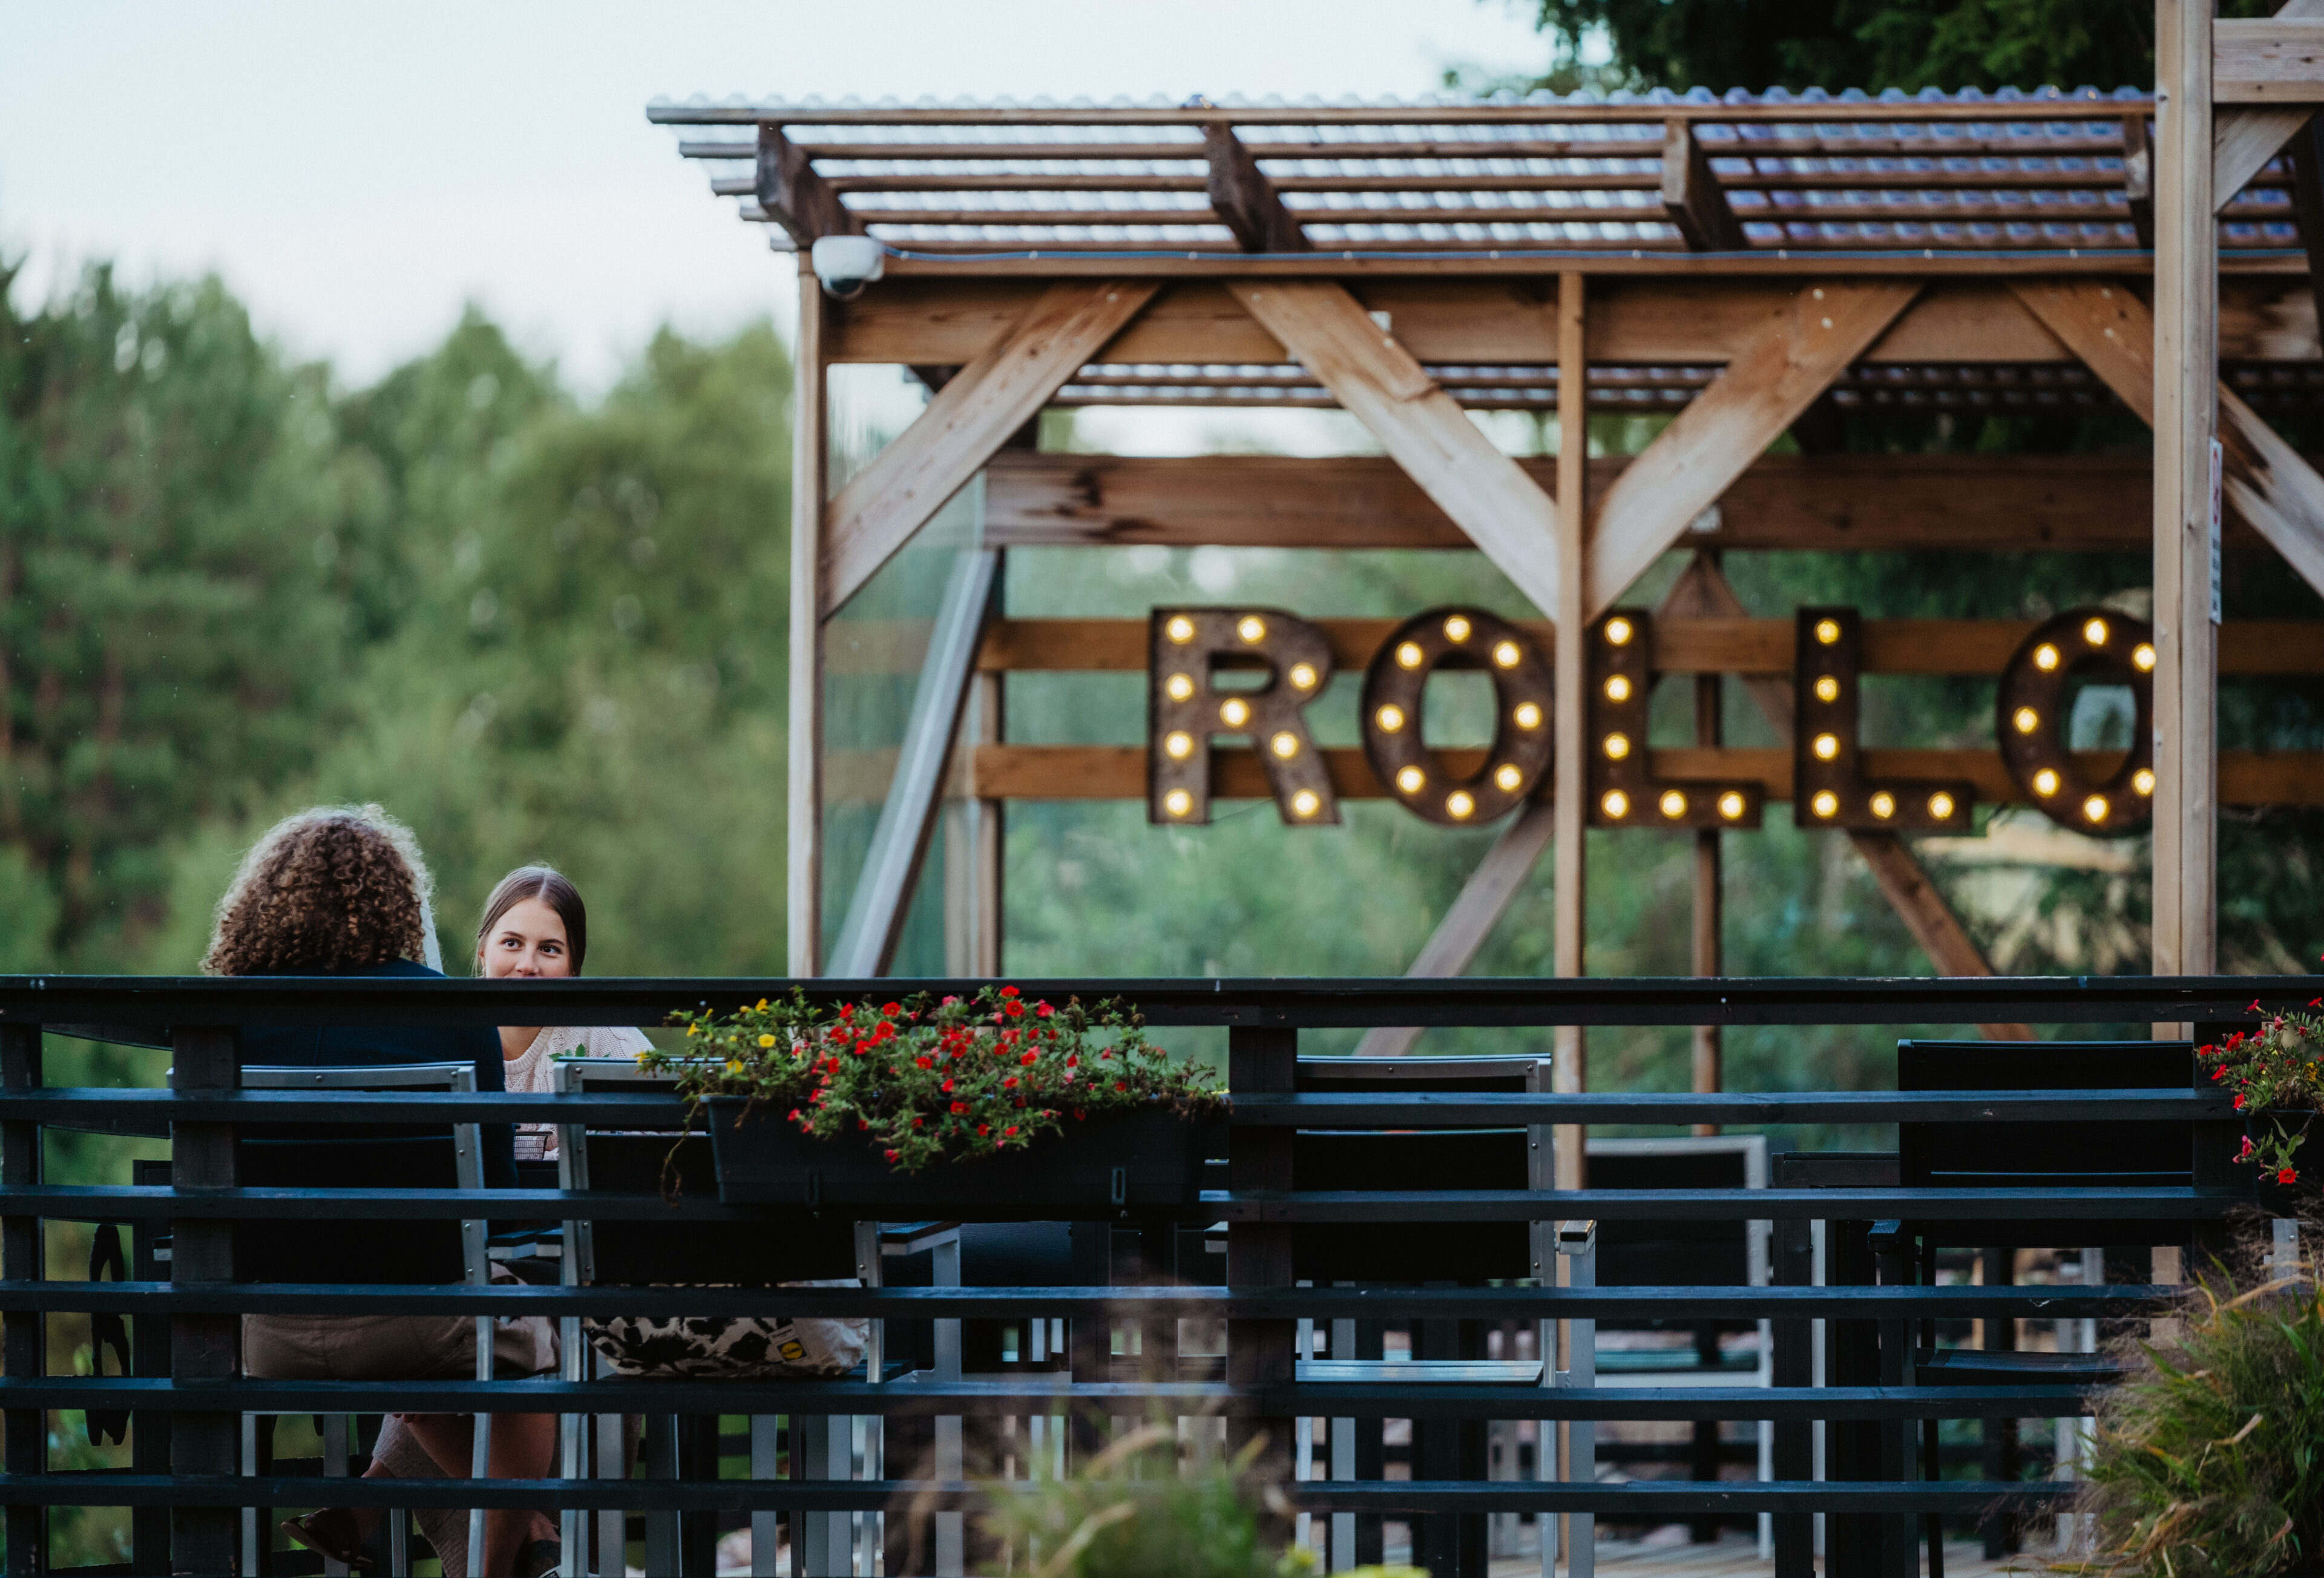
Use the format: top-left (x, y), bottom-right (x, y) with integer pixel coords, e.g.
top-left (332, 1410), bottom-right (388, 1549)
top-left (686, 1024), bottom-right (699, 1036)
top-left (726, 1060), bottom-right (744, 1074)
top-left (758, 1033), bottom-right (776, 1049)
top-left (756, 998), bottom-right (769, 1010)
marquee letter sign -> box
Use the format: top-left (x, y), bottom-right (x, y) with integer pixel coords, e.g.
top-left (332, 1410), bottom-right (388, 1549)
top-left (1996, 608), bottom-right (2155, 836)
top-left (1361, 607), bottom-right (1554, 827)
top-left (1585, 609), bottom-right (1764, 831)
top-left (1148, 607), bottom-right (1338, 826)
top-left (1794, 607), bottom-right (1974, 833)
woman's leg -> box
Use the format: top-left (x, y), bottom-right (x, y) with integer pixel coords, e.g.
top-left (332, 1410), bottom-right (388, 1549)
top-left (398, 1412), bottom-right (558, 1575)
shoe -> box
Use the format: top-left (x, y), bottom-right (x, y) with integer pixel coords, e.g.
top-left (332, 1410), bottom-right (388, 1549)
top-left (513, 1536), bottom-right (563, 1577)
top-left (281, 1508), bottom-right (378, 1573)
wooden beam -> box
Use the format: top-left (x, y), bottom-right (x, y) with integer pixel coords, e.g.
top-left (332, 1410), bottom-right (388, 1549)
top-left (953, 742), bottom-right (2324, 806)
top-left (1552, 273), bottom-right (1588, 1182)
top-left (2216, 18), bottom-right (2324, 103)
top-left (2215, 107), bottom-right (2314, 205)
top-left (822, 280), bottom-right (1157, 617)
top-left (1226, 279), bottom-right (1561, 615)
top-left (2003, 280), bottom-right (2157, 422)
top-left (827, 550), bottom-right (999, 978)
top-left (1204, 127), bottom-right (1308, 253)
top-left (2288, 112), bottom-right (2324, 341)
top-left (1661, 120), bottom-right (1744, 252)
top-left (1350, 803), bottom-right (1556, 1059)
top-left (980, 450), bottom-right (2199, 555)
top-left (1584, 281), bottom-right (1921, 617)
top-left (2125, 111), bottom-right (2158, 246)
top-left (830, 276), bottom-right (2317, 367)
top-left (789, 257), bottom-right (830, 975)
top-left (966, 614), bottom-right (2324, 677)
top-left (757, 124), bottom-right (864, 246)
top-left (2158, 0), bottom-right (2222, 982)
top-left (2219, 385), bottom-right (2324, 594)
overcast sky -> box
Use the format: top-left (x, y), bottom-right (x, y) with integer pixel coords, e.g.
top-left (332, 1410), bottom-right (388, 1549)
top-left (1, 1), bottom-right (1549, 393)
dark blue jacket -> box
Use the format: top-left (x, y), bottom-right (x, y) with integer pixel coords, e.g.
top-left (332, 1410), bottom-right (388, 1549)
top-left (239, 958), bottom-right (515, 1189)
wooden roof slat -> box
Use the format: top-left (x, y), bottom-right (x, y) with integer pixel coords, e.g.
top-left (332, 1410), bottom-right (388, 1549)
top-left (680, 136), bottom-right (2146, 162)
top-left (649, 98), bottom-right (2148, 127)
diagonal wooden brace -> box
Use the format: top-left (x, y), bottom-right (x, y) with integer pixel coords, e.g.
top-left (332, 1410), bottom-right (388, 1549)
top-left (822, 280), bottom-right (1157, 617)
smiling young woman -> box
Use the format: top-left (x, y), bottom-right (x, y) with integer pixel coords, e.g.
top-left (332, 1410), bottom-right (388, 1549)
top-left (474, 866), bottom-right (652, 1159)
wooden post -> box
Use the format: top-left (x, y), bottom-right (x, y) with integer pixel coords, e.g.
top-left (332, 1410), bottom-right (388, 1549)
top-left (170, 1024), bottom-right (241, 1574)
top-left (2156, 0), bottom-right (2222, 994)
top-left (1552, 272), bottom-right (1589, 1190)
top-left (791, 254), bottom-right (830, 977)
top-left (2, 1025), bottom-right (41, 1575)
top-left (945, 660), bottom-right (1006, 978)
top-left (1226, 1026), bottom-right (1298, 1507)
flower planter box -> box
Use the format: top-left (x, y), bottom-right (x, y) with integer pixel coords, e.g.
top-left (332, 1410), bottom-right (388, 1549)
top-left (707, 1098), bottom-right (1213, 1213)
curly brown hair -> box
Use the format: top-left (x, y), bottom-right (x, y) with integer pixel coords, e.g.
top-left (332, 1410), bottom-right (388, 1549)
top-left (202, 807), bottom-right (432, 976)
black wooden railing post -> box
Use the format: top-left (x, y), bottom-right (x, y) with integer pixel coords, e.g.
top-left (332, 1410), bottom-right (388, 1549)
top-left (1226, 1024), bottom-right (1296, 1519)
top-left (2, 1024), bottom-right (44, 1576)
top-left (169, 1025), bottom-right (241, 1576)
top-left (1768, 1208), bottom-right (1816, 1577)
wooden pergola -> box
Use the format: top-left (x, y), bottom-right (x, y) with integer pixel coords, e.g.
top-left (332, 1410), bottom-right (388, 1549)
top-left (652, 4), bottom-right (2324, 1125)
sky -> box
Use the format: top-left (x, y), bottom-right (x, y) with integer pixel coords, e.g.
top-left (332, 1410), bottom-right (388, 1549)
top-left (1, 1), bottom-right (1551, 394)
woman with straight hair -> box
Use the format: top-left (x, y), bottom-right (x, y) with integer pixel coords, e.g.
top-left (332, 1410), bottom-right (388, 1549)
top-left (473, 865), bottom-right (651, 1157)
top-left (211, 806), bottom-right (559, 1577)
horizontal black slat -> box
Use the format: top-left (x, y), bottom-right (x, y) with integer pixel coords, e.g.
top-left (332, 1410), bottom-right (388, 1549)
top-left (0, 1280), bottom-right (2174, 1319)
top-left (0, 971), bottom-right (2297, 1030)
top-left (0, 1377), bottom-right (2099, 1420)
top-left (0, 1473), bottom-right (2073, 1514)
top-left (0, 1183), bottom-right (2249, 1222)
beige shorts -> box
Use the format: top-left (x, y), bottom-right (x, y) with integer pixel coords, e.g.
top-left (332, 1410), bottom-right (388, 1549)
top-left (243, 1269), bottom-right (556, 1380)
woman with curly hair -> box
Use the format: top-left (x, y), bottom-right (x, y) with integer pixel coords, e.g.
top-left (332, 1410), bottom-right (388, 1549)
top-left (211, 806), bottom-right (558, 1577)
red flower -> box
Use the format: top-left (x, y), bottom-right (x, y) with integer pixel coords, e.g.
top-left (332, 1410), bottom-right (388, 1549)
top-left (950, 1101), bottom-right (968, 1115)
top-left (787, 1108), bottom-right (802, 1122)
top-left (882, 1001), bottom-right (902, 1017)
top-left (2309, 998), bottom-right (2321, 1008)
top-left (1005, 1001), bottom-right (1025, 1019)
top-left (1065, 1053), bottom-right (1078, 1068)
top-left (1036, 1002), bottom-right (1055, 1018)
top-left (2282, 1168), bottom-right (2301, 1185)
top-left (1005, 1125), bottom-right (1019, 1137)
top-left (1075, 1110), bottom-right (1086, 1121)
top-left (1000, 984), bottom-right (1020, 998)
top-left (916, 1056), bottom-right (934, 1069)
top-left (2235, 1094), bottom-right (2248, 1110)
top-left (1021, 1051), bottom-right (1039, 1066)
top-left (884, 1150), bottom-right (898, 1162)
top-left (977, 1124), bottom-right (990, 1136)
top-left (913, 1116), bottom-right (925, 1128)
top-left (2239, 1136), bottom-right (2257, 1160)
top-left (2250, 1000), bottom-right (2264, 1013)
top-left (1115, 1081), bottom-right (1127, 1092)
top-left (1003, 1076), bottom-right (1018, 1089)
top-left (940, 1078), bottom-right (954, 1093)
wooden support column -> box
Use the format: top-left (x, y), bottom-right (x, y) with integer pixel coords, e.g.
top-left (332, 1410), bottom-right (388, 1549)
top-left (1, 1026), bottom-right (41, 1575)
top-left (170, 1025), bottom-right (241, 1576)
top-left (1553, 273), bottom-right (1589, 1193)
top-left (1224, 280), bottom-right (1561, 617)
top-left (823, 281), bottom-right (1156, 616)
top-left (790, 255), bottom-right (830, 976)
top-left (2158, 0), bottom-right (2222, 983)
top-left (945, 658), bottom-right (1006, 978)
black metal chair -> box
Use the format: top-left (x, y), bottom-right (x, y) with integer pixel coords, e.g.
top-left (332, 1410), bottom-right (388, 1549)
top-left (1890, 1039), bottom-right (2198, 1573)
top-left (1290, 1053), bottom-right (1555, 1578)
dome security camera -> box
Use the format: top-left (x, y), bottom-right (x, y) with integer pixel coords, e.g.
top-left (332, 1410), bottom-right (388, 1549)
top-left (810, 236), bottom-right (886, 301)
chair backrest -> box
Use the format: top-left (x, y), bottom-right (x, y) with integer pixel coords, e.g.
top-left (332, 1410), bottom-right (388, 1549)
top-left (226, 1062), bottom-right (484, 1286)
top-left (1589, 1135), bottom-right (1767, 1288)
top-left (1287, 1053), bottom-right (1552, 1283)
top-left (1896, 1038), bottom-right (2196, 1249)
top-left (553, 1058), bottom-right (856, 1285)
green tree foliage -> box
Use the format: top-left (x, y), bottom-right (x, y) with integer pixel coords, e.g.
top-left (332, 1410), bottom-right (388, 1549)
top-left (0, 262), bottom-right (373, 965)
top-left (1508, 0), bottom-right (2283, 94)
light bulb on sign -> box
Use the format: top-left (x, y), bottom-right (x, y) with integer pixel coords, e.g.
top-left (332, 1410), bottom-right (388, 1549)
top-left (1494, 764), bottom-right (1523, 791)
top-left (1928, 791), bottom-right (1955, 820)
top-left (1163, 789), bottom-right (1193, 817)
top-left (1219, 698), bottom-right (1250, 728)
top-left (1396, 642), bottom-right (1424, 670)
top-left (1238, 615), bottom-right (1267, 644)
top-left (1811, 791), bottom-right (1839, 819)
top-left (1604, 675), bottom-right (1632, 702)
top-left (1288, 663), bottom-right (1319, 690)
top-left (1814, 676), bottom-right (1839, 702)
top-left (1164, 673), bottom-right (1194, 701)
top-left (1869, 791), bottom-right (1896, 819)
top-left (1659, 790), bottom-right (1688, 819)
top-left (1164, 732), bottom-right (1193, 759)
top-left (1291, 790), bottom-right (1321, 819)
top-left (1718, 791), bottom-right (1745, 820)
top-left (1374, 704), bottom-right (1405, 733)
top-left (1270, 732), bottom-right (1299, 759)
top-left (1601, 790), bottom-right (1629, 819)
top-left (1166, 616), bottom-right (1196, 644)
top-left (1397, 766), bottom-right (1425, 794)
top-left (1492, 641), bottom-right (1521, 669)
top-left (1442, 615), bottom-right (1471, 643)
top-left (1604, 617), bottom-right (1633, 647)
top-left (1514, 702), bottom-right (1543, 730)
top-left (1445, 791), bottom-right (1474, 819)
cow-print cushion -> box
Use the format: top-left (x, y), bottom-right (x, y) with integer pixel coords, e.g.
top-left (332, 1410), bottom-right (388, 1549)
top-left (583, 1282), bottom-right (867, 1378)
